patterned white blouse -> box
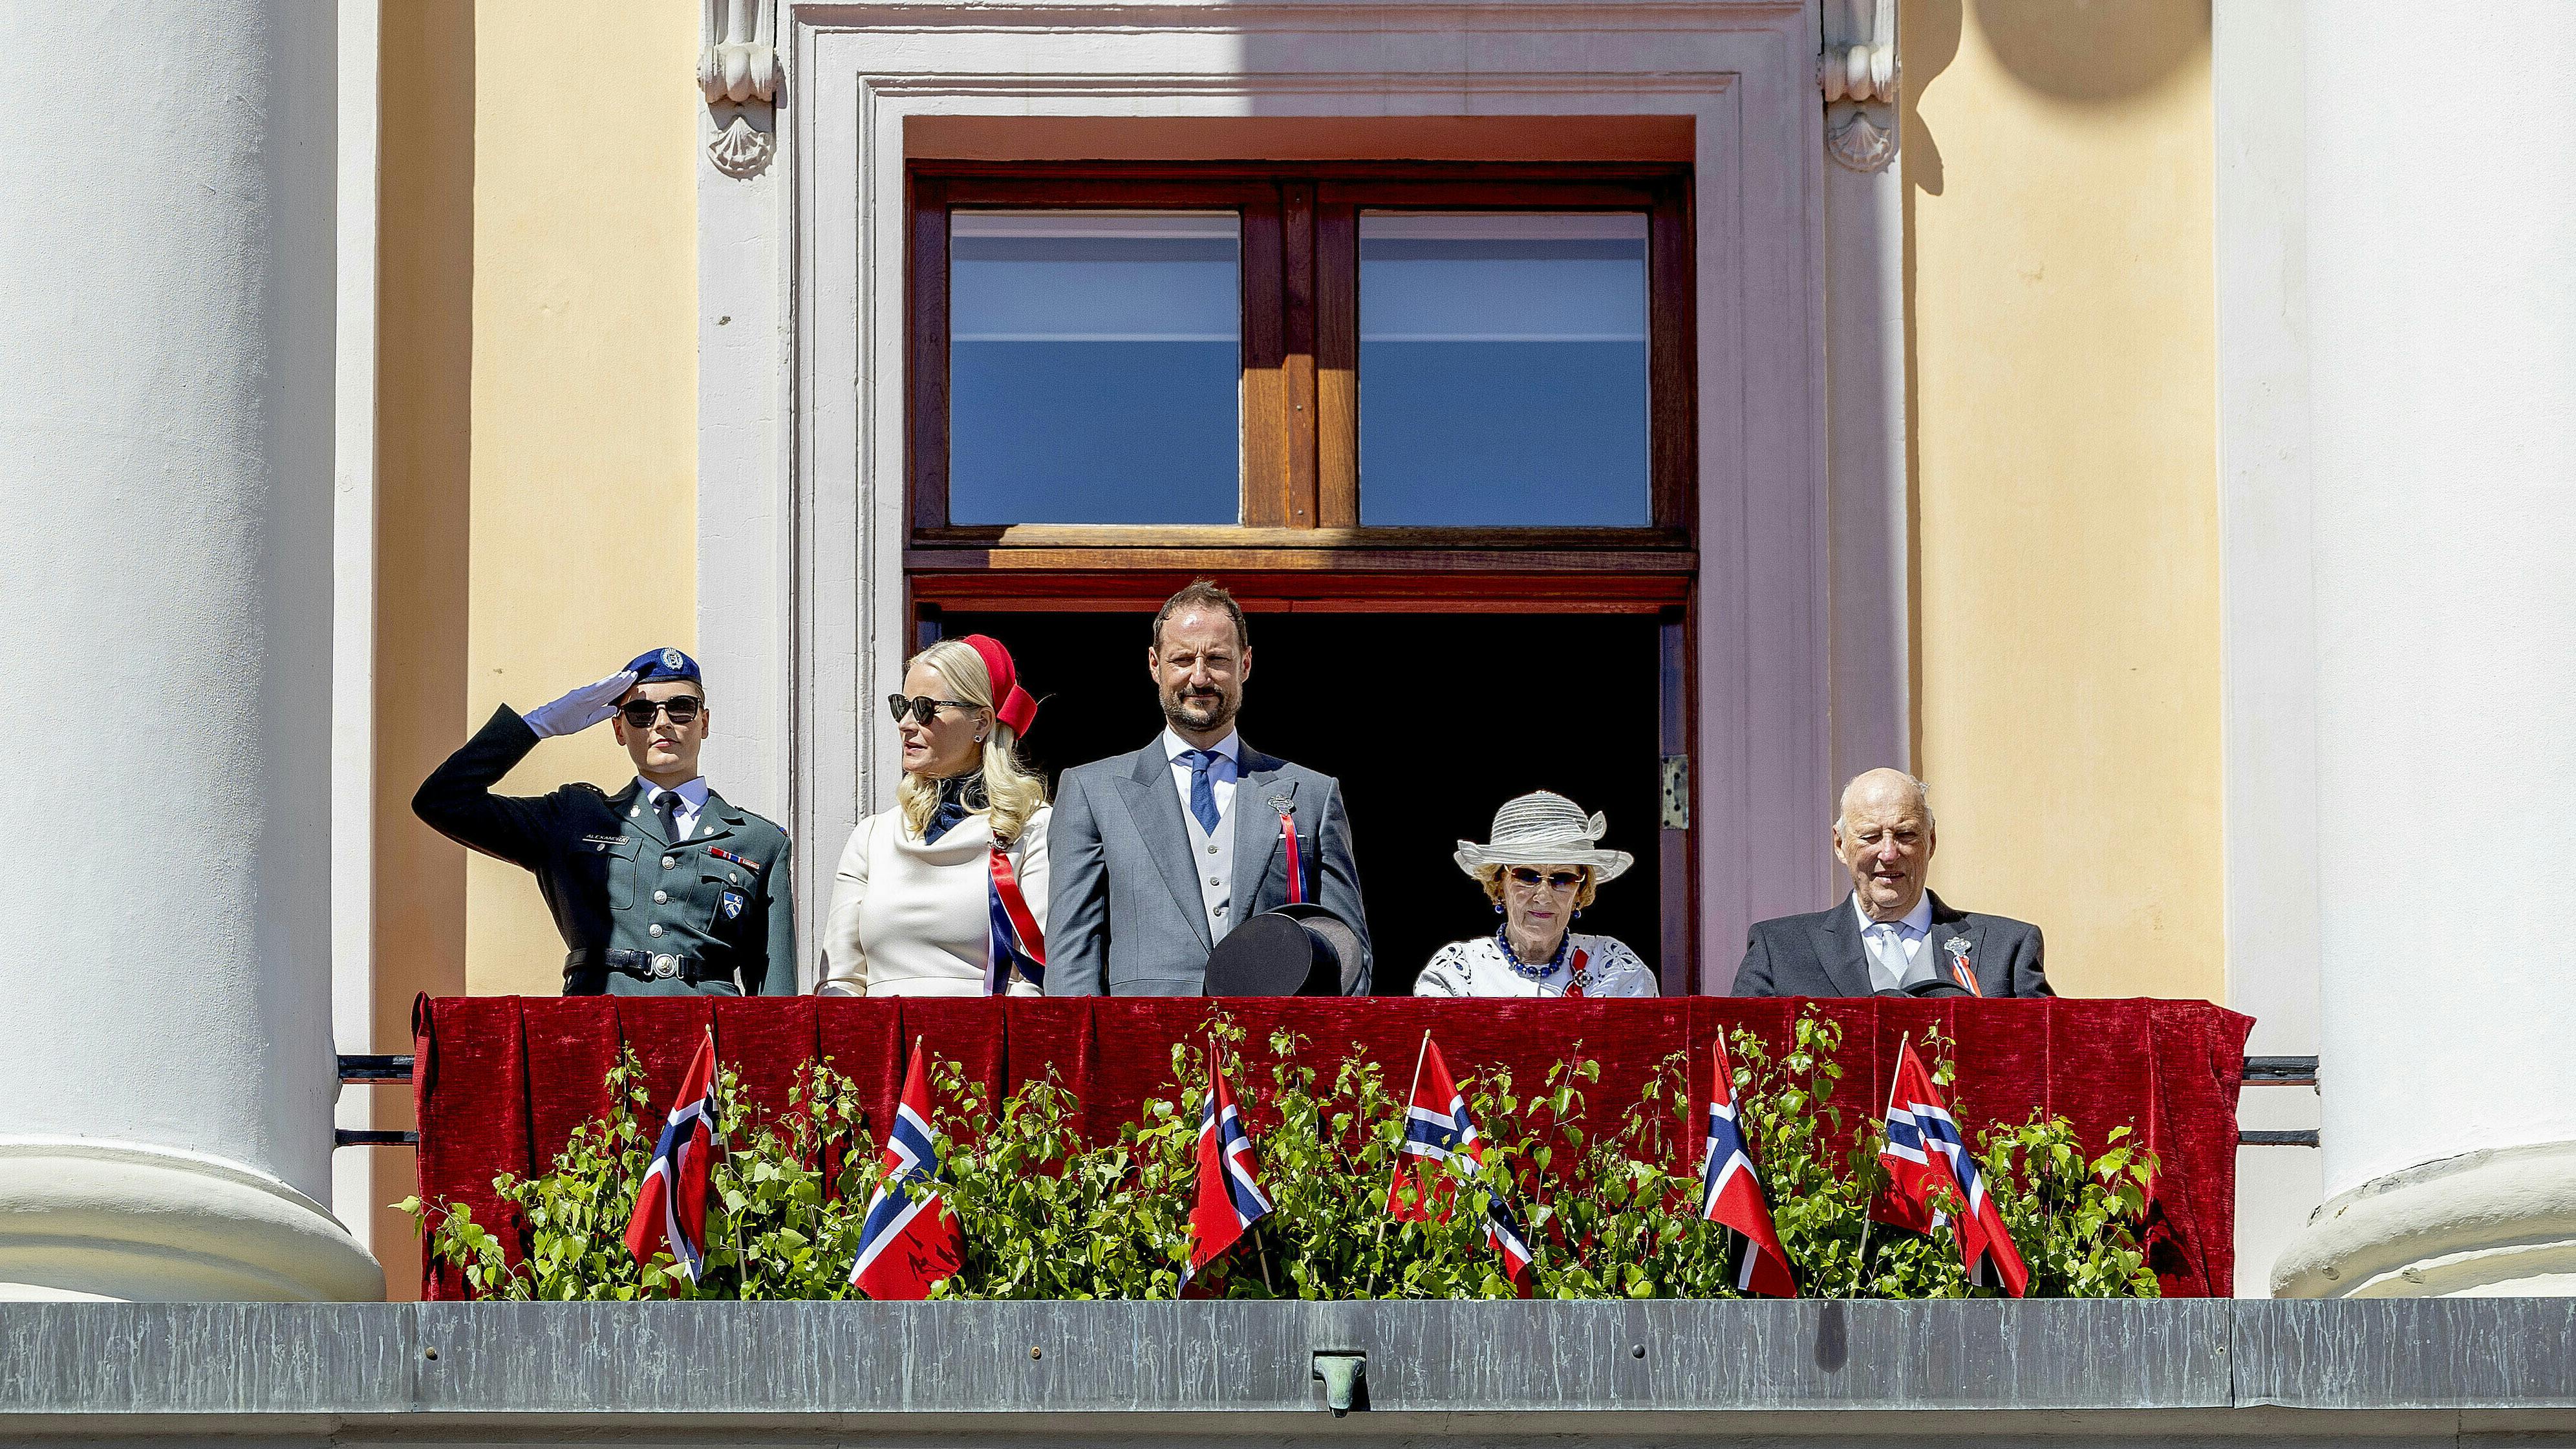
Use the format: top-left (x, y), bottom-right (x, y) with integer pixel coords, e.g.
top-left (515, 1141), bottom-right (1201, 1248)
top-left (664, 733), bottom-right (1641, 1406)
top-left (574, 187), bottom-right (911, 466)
top-left (1413, 931), bottom-right (1657, 998)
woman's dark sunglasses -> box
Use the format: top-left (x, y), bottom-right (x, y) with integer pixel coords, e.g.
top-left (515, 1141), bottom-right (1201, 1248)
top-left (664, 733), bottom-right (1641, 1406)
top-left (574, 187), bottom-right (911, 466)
top-left (887, 693), bottom-right (976, 726)
top-left (1507, 868), bottom-right (1585, 891)
top-left (619, 696), bottom-right (702, 727)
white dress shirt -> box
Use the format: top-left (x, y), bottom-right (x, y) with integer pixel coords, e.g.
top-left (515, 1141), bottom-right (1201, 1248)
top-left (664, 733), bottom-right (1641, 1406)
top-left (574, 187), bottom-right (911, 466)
top-left (1161, 728), bottom-right (1241, 822)
top-left (639, 776), bottom-right (711, 841)
top-left (1852, 890), bottom-right (1935, 991)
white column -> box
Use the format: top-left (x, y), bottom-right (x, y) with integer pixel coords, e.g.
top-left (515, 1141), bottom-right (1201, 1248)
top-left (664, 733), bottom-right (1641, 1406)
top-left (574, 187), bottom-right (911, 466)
top-left (0, 1), bottom-right (381, 1300)
top-left (2213, 0), bottom-right (2324, 1295)
top-left (2275, 0), bottom-right (2576, 1297)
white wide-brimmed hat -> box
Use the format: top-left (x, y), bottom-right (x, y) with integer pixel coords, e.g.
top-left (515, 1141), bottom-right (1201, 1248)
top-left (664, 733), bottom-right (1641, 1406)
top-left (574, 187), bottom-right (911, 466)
top-left (1453, 791), bottom-right (1634, 885)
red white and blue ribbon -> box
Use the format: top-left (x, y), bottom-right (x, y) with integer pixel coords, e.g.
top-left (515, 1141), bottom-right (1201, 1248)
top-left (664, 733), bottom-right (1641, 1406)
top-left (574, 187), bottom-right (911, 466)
top-left (986, 844), bottom-right (1046, 993)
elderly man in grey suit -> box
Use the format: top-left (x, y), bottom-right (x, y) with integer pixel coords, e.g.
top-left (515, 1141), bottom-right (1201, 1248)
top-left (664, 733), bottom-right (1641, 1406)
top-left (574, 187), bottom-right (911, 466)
top-left (1046, 581), bottom-right (1372, 996)
top-left (1732, 768), bottom-right (2050, 998)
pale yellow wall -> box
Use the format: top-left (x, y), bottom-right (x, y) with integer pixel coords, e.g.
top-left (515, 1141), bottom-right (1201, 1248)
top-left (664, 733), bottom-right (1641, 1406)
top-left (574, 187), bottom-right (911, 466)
top-left (464, 0), bottom-right (701, 995)
top-left (1902, 0), bottom-right (2222, 1001)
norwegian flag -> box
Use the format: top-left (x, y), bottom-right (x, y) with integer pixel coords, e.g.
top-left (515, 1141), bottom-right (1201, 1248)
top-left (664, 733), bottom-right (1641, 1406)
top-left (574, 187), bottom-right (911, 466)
top-left (1873, 1038), bottom-right (2029, 1296)
top-left (1179, 1046), bottom-right (1272, 1293)
top-left (1699, 1037), bottom-right (1797, 1298)
top-left (850, 1041), bottom-right (965, 1300)
top-left (622, 1027), bottom-right (719, 1284)
top-left (1384, 1033), bottom-right (1536, 1296)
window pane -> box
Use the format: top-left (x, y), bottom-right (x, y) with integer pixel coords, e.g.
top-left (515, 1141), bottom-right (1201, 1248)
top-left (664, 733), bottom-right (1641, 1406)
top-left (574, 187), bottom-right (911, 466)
top-left (1359, 212), bottom-right (1650, 526)
top-left (949, 211), bottom-right (1240, 524)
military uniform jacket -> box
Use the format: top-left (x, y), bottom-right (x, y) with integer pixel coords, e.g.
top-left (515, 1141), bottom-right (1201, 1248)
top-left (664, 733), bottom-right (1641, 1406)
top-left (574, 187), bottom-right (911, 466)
top-left (413, 705), bottom-right (798, 996)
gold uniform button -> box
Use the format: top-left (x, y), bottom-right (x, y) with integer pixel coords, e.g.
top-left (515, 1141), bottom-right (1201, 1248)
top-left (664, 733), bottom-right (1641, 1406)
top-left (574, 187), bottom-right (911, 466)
top-left (653, 890), bottom-right (669, 905)
top-left (649, 923), bottom-right (664, 938)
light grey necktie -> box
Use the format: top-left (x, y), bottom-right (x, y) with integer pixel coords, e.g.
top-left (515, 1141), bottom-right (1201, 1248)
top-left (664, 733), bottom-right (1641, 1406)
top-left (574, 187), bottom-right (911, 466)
top-left (1866, 923), bottom-right (1912, 993)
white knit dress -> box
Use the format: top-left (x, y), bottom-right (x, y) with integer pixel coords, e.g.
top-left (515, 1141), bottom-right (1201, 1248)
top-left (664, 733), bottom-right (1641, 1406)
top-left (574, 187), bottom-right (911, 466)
top-left (817, 805), bottom-right (1049, 997)
top-left (1412, 932), bottom-right (1656, 998)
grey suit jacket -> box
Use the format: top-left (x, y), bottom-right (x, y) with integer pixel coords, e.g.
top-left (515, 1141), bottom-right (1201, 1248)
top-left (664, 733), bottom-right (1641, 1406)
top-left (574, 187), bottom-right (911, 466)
top-left (1729, 890), bottom-right (2050, 999)
top-left (1045, 739), bottom-right (1372, 996)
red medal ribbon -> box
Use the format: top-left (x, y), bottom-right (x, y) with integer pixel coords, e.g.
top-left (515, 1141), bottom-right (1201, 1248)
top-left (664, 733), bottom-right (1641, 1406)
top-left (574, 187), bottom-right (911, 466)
top-left (1279, 811), bottom-right (1305, 906)
top-left (1565, 948), bottom-right (1589, 999)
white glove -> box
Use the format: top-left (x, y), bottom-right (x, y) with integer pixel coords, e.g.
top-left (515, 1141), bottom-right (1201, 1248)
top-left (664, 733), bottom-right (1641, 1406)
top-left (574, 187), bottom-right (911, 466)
top-left (522, 670), bottom-right (638, 738)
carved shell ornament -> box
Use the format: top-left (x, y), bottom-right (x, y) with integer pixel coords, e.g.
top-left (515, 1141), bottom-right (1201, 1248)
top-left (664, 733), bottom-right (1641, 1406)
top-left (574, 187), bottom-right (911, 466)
top-left (709, 115), bottom-right (775, 179)
top-left (702, 0), bottom-right (778, 178)
top-left (1827, 109), bottom-right (1897, 173)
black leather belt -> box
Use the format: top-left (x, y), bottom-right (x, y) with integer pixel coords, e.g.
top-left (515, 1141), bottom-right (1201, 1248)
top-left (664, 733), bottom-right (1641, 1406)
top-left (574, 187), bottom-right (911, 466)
top-left (565, 946), bottom-right (736, 989)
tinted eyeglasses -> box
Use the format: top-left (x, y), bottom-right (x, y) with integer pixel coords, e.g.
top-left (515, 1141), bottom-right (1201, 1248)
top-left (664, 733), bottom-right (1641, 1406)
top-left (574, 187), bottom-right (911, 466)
top-left (619, 696), bottom-right (702, 728)
top-left (887, 693), bottom-right (978, 726)
top-left (1506, 867), bottom-right (1585, 892)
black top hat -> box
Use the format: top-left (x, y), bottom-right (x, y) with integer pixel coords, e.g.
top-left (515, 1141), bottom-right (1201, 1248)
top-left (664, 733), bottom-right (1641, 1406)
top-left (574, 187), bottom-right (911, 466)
top-left (1203, 904), bottom-right (1365, 997)
top-left (1879, 977), bottom-right (1979, 1000)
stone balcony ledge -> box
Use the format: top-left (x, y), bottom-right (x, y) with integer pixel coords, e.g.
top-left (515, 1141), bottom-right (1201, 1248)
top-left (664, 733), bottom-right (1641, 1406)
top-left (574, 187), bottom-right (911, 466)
top-left (3, 1299), bottom-right (2572, 1441)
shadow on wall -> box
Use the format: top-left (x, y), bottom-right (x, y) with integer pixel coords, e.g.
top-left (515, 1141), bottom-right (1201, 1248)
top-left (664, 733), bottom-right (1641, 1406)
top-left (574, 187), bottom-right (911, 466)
top-left (1974, 0), bottom-right (2211, 104)
top-left (1893, 0), bottom-right (2207, 762)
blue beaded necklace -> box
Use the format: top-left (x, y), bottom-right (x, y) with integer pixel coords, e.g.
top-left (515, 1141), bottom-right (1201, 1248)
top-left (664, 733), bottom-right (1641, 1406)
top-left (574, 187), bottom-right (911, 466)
top-left (1494, 922), bottom-right (1573, 982)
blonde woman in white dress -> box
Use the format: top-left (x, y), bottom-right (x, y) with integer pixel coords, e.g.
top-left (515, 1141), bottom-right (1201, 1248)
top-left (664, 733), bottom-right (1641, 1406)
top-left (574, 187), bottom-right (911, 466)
top-left (819, 635), bottom-right (1051, 996)
top-left (1415, 791), bottom-right (1655, 998)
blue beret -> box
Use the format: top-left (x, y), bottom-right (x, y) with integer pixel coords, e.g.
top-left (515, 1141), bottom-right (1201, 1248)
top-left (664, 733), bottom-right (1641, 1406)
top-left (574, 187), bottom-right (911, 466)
top-left (625, 647), bottom-right (702, 687)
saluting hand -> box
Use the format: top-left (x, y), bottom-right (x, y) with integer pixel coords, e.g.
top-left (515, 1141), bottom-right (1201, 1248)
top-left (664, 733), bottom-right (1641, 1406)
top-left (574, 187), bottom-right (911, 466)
top-left (522, 670), bottom-right (639, 738)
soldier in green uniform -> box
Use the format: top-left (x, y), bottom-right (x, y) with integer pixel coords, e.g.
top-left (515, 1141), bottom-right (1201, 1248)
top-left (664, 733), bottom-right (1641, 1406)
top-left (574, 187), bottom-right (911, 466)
top-left (413, 647), bottom-right (797, 995)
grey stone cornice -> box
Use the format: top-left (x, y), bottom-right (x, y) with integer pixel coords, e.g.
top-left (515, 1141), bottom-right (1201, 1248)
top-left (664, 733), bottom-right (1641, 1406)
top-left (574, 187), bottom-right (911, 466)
top-left (1, 1299), bottom-right (2572, 1437)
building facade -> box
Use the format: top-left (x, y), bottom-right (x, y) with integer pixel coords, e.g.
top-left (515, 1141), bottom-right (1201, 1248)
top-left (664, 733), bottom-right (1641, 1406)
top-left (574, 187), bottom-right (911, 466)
top-left (3, 0), bottom-right (2570, 1308)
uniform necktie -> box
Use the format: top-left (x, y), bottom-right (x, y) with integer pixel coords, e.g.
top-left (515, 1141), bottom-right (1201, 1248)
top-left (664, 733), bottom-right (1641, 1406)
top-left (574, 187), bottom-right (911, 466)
top-left (658, 791), bottom-right (685, 843)
top-left (1180, 749), bottom-right (1225, 835)
top-left (1867, 922), bottom-right (1911, 993)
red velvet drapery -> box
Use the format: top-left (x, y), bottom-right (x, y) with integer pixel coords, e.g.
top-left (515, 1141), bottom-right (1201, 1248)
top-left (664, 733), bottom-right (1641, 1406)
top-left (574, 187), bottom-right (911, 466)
top-left (411, 996), bottom-right (2250, 1298)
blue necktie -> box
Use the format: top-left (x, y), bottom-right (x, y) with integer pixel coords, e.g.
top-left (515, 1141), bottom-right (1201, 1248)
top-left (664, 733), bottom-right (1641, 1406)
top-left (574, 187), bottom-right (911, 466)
top-left (1181, 749), bottom-right (1226, 835)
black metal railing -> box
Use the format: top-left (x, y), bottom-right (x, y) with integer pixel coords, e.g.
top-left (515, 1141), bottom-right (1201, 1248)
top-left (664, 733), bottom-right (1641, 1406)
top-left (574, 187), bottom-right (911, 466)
top-left (334, 1055), bottom-right (419, 1148)
top-left (2238, 1055), bottom-right (2319, 1148)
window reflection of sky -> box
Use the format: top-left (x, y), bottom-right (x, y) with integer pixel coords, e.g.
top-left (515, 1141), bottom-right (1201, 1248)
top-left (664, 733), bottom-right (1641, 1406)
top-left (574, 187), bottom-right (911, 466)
top-left (950, 211), bottom-right (1241, 524)
top-left (1360, 213), bottom-right (1650, 527)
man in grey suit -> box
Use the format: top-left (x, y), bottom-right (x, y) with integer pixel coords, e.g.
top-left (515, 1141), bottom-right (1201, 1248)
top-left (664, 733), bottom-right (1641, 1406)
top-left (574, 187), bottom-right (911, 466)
top-left (1731, 768), bottom-right (2050, 999)
top-left (1046, 582), bottom-right (1372, 996)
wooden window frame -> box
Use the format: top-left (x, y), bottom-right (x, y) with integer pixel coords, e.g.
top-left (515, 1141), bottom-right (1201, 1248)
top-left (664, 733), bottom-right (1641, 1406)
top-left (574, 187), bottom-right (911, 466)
top-left (907, 161), bottom-right (1700, 993)
top-left (907, 160), bottom-right (1697, 577)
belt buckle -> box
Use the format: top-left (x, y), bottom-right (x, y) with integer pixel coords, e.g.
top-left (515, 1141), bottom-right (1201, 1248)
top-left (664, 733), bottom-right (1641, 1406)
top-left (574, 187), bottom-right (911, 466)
top-left (651, 954), bottom-right (680, 980)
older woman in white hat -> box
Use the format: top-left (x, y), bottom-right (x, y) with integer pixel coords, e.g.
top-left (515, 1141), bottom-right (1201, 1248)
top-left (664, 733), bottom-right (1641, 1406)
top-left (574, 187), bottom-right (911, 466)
top-left (1415, 791), bottom-right (1655, 998)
